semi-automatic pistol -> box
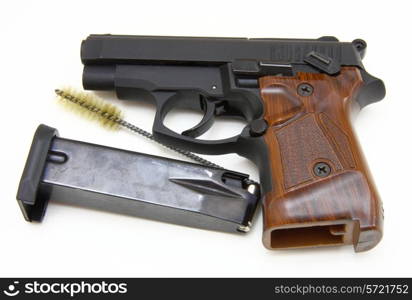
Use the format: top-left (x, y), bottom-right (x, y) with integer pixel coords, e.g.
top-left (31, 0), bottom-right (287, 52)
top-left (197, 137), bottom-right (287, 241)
top-left (81, 35), bottom-right (385, 252)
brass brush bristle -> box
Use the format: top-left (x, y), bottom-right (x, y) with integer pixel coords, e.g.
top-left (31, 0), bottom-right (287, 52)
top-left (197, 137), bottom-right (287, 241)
top-left (54, 88), bottom-right (223, 169)
top-left (55, 88), bottom-right (123, 130)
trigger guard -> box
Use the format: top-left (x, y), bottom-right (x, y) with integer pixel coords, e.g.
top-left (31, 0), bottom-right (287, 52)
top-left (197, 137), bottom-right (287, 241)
top-left (152, 91), bottom-right (243, 155)
top-left (181, 100), bottom-right (215, 138)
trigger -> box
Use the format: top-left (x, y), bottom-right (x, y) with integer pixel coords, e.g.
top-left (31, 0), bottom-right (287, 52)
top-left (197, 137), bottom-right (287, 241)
top-left (182, 100), bottom-right (215, 138)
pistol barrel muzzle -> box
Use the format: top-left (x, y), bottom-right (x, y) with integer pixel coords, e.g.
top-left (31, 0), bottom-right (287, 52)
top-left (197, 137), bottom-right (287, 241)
top-left (83, 65), bottom-right (115, 90)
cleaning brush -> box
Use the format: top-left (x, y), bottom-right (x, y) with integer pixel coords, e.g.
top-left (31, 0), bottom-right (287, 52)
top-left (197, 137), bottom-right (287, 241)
top-left (55, 88), bottom-right (223, 169)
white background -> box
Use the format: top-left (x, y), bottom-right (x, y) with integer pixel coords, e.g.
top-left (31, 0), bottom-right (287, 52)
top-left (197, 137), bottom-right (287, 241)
top-left (1, 0), bottom-right (411, 277)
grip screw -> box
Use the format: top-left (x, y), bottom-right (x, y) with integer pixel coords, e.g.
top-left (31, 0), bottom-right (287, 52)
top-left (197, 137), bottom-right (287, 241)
top-left (313, 162), bottom-right (331, 177)
top-left (297, 83), bottom-right (314, 96)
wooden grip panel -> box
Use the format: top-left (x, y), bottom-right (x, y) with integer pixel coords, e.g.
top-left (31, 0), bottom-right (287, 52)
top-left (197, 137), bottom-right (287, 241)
top-left (260, 67), bottom-right (383, 252)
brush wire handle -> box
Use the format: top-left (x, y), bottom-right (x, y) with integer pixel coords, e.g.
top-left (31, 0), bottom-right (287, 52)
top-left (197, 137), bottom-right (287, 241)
top-left (259, 67), bottom-right (383, 252)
